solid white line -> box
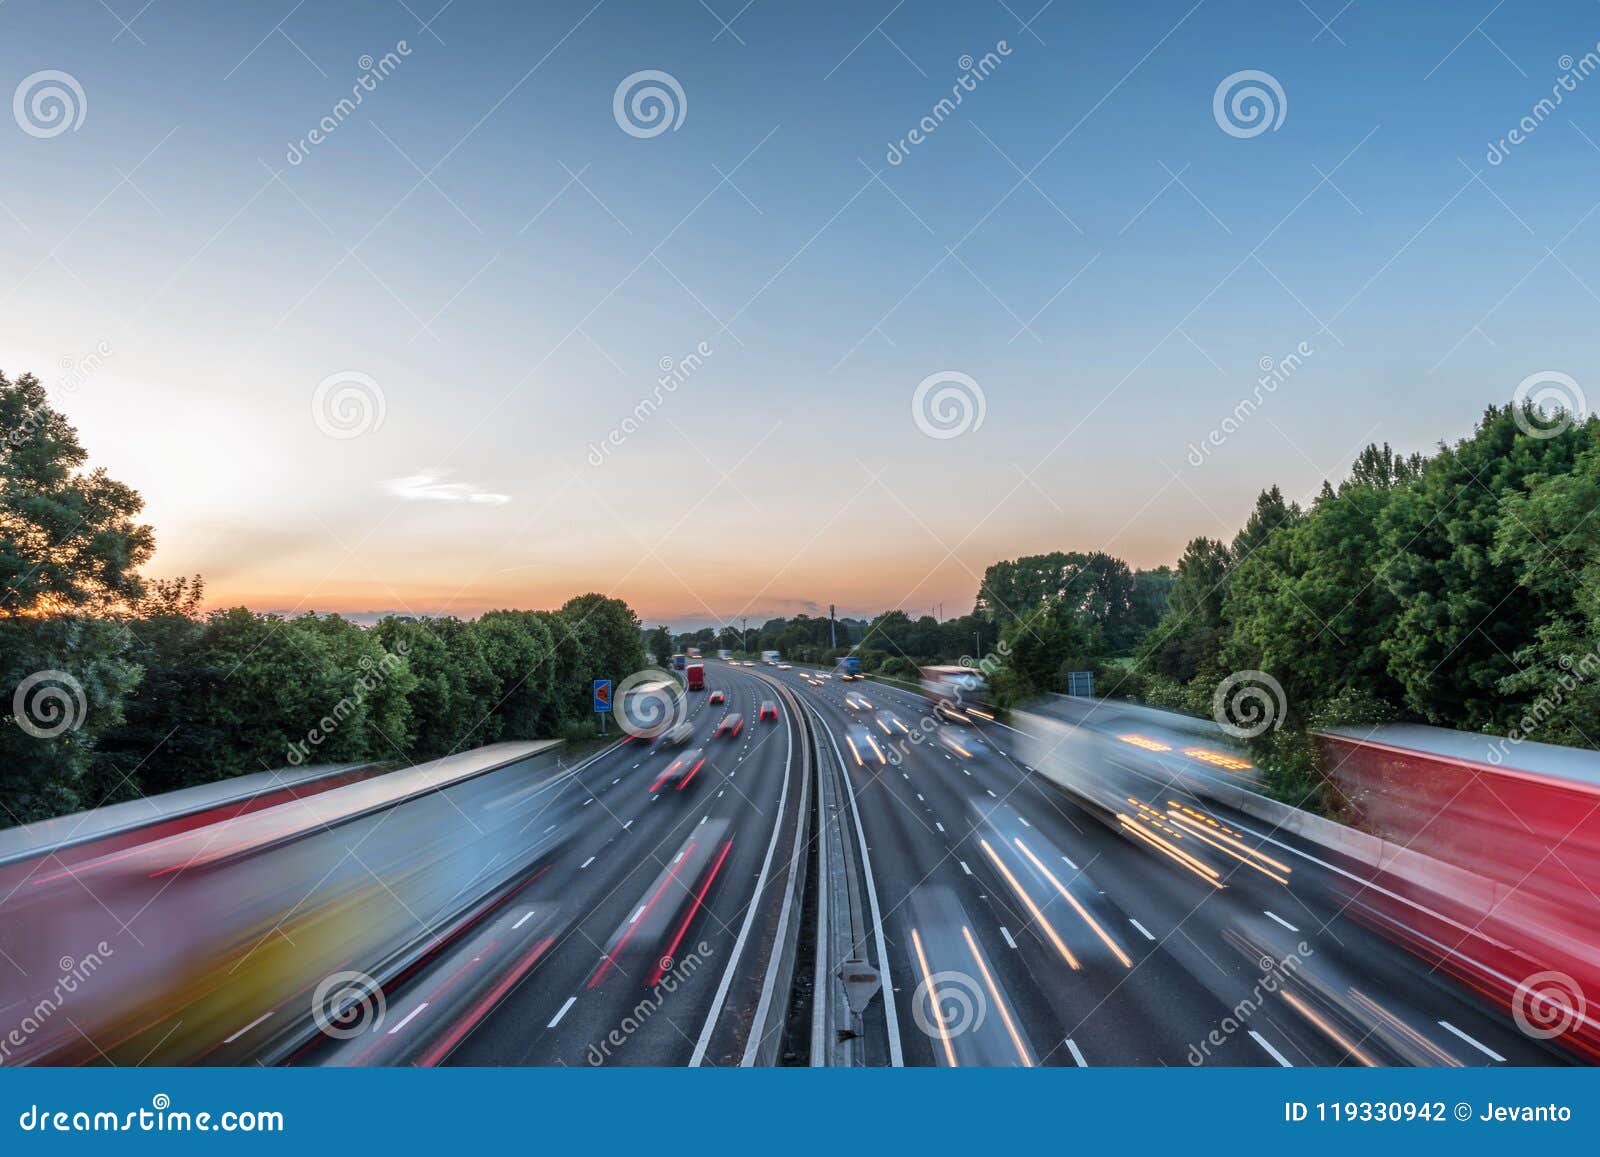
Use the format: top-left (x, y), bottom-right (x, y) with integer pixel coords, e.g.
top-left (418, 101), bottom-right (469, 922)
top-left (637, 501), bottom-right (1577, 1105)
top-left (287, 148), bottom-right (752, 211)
top-left (1129, 918), bottom-right (1155, 941)
top-left (387, 1003), bottom-right (429, 1034)
top-left (959, 861), bottom-right (972, 875)
top-left (1000, 926), bottom-right (1017, 948)
top-left (1264, 910), bottom-right (1299, 932)
top-left (547, 996), bottom-right (577, 1028)
top-left (1249, 1030), bottom-right (1293, 1066)
top-left (1064, 1038), bottom-right (1087, 1067)
top-left (1439, 1019), bottom-right (1506, 1062)
top-left (579, 855), bottom-right (595, 869)
top-left (223, 1011), bottom-right (273, 1044)
top-left (512, 910), bottom-right (536, 930)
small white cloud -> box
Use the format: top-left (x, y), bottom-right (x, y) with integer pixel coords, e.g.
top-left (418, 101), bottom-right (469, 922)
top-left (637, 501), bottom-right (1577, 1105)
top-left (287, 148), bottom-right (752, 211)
top-left (385, 469), bottom-right (509, 505)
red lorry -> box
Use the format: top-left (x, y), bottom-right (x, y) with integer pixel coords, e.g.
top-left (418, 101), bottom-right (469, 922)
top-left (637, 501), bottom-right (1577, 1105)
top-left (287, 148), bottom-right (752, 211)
top-left (685, 662), bottom-right (705, 692)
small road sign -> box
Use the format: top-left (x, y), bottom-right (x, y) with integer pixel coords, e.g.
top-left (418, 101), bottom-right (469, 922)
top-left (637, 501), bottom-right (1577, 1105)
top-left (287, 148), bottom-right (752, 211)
top-left (592, 679), bottom-right (613, 713)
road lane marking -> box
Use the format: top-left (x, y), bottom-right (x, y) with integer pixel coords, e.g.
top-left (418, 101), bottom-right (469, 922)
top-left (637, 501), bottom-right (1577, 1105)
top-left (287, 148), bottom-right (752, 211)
top-left (223, 1011), bottom-right (273, 1044)
top-left (1019, 817), bottom-right (1032, 828)
top-left (629, 904), bottom-right (646, 925)
top-left (612, 778), bottom-right (620, 785)
top-left (999, 926), bottom-right (1017, 949)
top-left (916, 793), bottom-right (924, 801)
top-left (935, 822), bottom-right (945, 832)
top-left (622, 819), bottom-right (634, 829)
top-left (959, 861), bottom-right (972, 875)
top-left (1249, 1030), bottom-right (1292, 1066)
top-left (1128, 918), bottom-right (1155, 941)
top-left (1060, 854), bottom-right (1077, 869)
top-left (1264, 910), bottom-right (1299, 932)
top-left (986, 789), bottom-right (996, 798)
top-left (512, 910), bottom-right (536, 930)
top-left (579, 855), bottom-right (595, 869)
top-left (1064, 1038), bottom-right (1087, 1067)
top-left (584, 798), bottom-right (594, 806)
top-left (387, 1003), bottom-right (429, 1034)
top-left (1439, 1020), bottom-right (1506, 1062)
top-left (547, 996), bottom-right (577, 1028)
top-left (961, 768), bottom-right (970, 776)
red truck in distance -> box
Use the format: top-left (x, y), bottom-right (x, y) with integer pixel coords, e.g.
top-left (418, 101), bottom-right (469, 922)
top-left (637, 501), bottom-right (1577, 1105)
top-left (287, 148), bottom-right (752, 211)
top-left (685, 662), bottom-right (705, 692)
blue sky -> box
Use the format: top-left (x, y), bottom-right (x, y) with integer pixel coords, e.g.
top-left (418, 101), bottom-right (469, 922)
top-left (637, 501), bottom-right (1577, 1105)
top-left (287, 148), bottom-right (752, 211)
top-left (4, 1), bottom-right (1600, 627)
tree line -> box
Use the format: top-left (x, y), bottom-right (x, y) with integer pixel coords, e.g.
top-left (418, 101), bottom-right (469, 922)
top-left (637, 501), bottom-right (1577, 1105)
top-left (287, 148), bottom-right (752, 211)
top-left (1, 371), bottom-right (643, 826)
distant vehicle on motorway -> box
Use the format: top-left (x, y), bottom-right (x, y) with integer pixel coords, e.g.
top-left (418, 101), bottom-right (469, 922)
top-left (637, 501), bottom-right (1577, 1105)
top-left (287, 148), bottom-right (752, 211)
top-left (844, 692), bottom-right (873, 711)
top-left (717, 649), bottom-right (733, 661)
top-left (658, 721), bottom-right (695, 747)
top-left (685, 662), bottom-right (705, 692)
top-left (686, 646), bottom-right (702, 659)
top-left (760, 649), bottom-right (780, 664)
top-left (836, 656), bottom-right (863, 680)
top-left (708, 689), bottom-right (725, 705)
top-left (671, 652), bottom-right (687, 671)
top-left (777, 663), bottom-right (791, 669)
top-left (714, 714), bottom-right (745, 739)
top-left (758, 700), bottom-right (778, 721)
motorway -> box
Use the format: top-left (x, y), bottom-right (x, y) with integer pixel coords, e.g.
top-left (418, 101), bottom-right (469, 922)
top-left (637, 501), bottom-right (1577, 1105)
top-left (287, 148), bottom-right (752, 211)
top-left (0, 660), bottom-right (1576, 1067)
top-left (762, 665), bottom-right (1569, 1068)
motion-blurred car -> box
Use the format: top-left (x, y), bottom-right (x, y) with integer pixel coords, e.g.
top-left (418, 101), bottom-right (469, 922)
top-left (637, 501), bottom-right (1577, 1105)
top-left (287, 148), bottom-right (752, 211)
top-left (714, 714), bottom-right (745, 739)
top-left (874, 710), bottom-right (909, 736)
top-left (758, 700), bottom-right (779, 721)
top-left (936, 725), bottom-right (984, 759)
top-left (708, 689), bottom-right (726, 705)
top-left (844, 692), bottom-right (873, 711)
top-left (845, 724), bottom-right (888, 766)
top-left (655, 747), bottom-right (706, 791)
top-left (657, 721), bottom-right (695, 747)
top-left (934, 699), bottom-right (973, 724)
top-left (777, 663), bottom-right (791, 669)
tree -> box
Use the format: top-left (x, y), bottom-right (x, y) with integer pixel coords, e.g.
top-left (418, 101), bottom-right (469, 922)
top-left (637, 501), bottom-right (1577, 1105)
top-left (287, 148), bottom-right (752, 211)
top-left (1, 370), bottom-right (153, 616)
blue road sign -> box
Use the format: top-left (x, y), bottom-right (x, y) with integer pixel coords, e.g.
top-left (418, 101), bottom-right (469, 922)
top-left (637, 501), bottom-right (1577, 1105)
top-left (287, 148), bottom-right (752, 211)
top-left (592, 679), bottom-right (612, 712)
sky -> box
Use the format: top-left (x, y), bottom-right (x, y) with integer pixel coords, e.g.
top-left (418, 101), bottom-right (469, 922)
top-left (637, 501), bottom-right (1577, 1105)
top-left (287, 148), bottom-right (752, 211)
top-left (5, 1), bottom-right (1600, 630)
